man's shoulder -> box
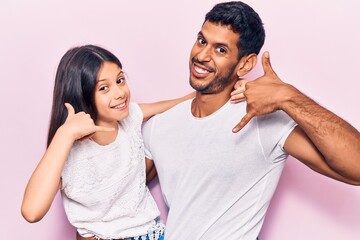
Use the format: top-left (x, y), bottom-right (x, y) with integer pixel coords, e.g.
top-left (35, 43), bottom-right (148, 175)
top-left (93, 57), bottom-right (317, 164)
top-left (142, 99), bottom-right (190, 133)
top-left (155, 98), bottom-right (191, 119)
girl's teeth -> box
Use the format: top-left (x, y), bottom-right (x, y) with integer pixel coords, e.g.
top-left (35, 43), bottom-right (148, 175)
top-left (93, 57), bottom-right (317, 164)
top-left (114, 102), bottom-right (126, 109)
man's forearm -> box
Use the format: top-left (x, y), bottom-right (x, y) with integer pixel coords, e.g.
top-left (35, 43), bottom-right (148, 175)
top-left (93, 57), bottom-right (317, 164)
top-left (281, 85), bottom-right (360, 180)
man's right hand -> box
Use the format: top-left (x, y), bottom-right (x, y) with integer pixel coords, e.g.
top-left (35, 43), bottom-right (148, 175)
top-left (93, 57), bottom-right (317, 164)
top-left (232, 51), bottom-right (297, 133)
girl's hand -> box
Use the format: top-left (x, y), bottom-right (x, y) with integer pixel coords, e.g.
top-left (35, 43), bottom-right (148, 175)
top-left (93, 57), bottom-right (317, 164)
top-left (230, 79), bottom-right (247, 104)
top-left (62, 103), bottom-right (115, 141)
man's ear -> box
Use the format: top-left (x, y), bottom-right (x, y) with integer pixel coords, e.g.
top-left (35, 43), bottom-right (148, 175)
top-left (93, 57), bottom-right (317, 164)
top-left (236, 53), bottom-right (257, 77)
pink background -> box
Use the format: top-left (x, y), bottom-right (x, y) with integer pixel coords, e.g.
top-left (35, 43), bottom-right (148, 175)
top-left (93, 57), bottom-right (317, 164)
top-left (1, 0), bottom-right (359, 239)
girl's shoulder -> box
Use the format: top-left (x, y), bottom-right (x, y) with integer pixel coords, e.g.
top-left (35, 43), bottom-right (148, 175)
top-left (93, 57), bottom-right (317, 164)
top-left (121, 102), bottom-right (143, 129)
top-left (129, 102), bottom-right (142, 116)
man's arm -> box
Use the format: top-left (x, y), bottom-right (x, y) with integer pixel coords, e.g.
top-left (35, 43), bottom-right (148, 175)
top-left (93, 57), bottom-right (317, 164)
top-left (233, 52), bottom-right (360, 185)
top-left (282, 87), bottom-right (360, 184)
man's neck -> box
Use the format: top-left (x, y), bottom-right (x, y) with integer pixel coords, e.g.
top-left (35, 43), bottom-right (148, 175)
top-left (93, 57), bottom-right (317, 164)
top-left (191, 88), bottom-right (232, 118)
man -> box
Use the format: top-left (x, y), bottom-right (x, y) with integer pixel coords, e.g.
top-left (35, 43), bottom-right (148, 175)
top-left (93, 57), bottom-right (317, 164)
top-left (142, 1), bottom-right (360, 239)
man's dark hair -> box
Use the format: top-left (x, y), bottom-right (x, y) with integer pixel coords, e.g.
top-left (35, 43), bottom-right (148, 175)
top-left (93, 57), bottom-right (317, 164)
top-left (205, 1), bottom-right (265, 59)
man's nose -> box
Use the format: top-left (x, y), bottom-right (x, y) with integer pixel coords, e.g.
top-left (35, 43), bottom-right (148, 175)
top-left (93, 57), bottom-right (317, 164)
top-left (196, 46), bottom-right (211, 62)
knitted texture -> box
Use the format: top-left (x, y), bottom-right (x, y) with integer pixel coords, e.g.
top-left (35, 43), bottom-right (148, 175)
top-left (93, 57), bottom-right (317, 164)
top-left (61, 103), bottom-right (160, 239)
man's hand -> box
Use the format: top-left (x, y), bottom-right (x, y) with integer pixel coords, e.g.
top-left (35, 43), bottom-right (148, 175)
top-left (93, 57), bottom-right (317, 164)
top-left (230, 79), bottom-right (247, 103)
top-left (232, 51), bottom-right (293, 133)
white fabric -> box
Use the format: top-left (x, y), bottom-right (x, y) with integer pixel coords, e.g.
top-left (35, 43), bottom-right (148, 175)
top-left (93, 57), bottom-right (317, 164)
top-left (142, 99), bottom-right (297, 240)
top-left (61, 103), bottom-right (160, 239)
top-left (130, 219), bottom-right (165, 240)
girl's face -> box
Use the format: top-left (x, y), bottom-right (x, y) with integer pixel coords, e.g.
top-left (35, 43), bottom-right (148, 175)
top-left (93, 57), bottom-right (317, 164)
top-left (93, 61), bottom-right (131, 128)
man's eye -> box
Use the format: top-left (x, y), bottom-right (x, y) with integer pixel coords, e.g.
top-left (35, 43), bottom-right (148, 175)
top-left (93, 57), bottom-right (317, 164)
top-left (117, 77), bottom-right (125, 84)
top-left (198, 38), bottom-right (206, 45)
top-left (217, 47), bottom-right (226, 54)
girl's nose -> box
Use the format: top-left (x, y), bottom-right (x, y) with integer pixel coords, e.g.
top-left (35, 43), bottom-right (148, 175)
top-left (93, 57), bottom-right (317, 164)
top-left (114, 87), bottom-right (125, 99)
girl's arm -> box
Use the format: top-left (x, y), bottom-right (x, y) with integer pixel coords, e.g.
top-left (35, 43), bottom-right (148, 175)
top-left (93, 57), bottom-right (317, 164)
top-left (21, 104), bottom-right (114, 223)
top-left (145, 157), bottom-right (157, 184)
top-left (21, 125), bottom-right (75, 223)
top-left (139, 92), bottom-right (195, 120)
top-left (139, 80), bottom-right (247, 120)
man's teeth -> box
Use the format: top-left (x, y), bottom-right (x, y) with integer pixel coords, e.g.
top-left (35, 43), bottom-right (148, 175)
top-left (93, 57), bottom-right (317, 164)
top-left (195, 66), bottom-right (209, 74)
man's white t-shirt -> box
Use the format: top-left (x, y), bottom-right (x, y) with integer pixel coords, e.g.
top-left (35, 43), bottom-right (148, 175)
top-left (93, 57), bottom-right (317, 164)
top-left (142, 99), bottom-right (297, 240)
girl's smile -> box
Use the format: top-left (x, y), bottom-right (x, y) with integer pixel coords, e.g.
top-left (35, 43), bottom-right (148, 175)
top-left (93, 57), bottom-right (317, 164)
top-left (94, 61), bottom-right (131, 127)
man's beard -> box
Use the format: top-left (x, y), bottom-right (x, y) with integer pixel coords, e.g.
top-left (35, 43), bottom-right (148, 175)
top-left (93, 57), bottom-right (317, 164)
top-left (189, 60), bottom-right (236, 94)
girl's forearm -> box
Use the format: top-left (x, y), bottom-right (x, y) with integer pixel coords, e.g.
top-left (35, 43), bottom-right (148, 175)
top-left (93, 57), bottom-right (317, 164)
top-left (21, 127), bottom-right (75, 223)
top-left (139, 92), bottom-right (195, 120)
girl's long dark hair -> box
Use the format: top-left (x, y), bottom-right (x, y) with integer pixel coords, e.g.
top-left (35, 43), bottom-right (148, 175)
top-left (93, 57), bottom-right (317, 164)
top-left (47, 45), bottom-right (122, 146)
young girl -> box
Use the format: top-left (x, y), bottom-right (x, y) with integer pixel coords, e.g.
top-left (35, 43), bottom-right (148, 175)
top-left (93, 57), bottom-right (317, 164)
top-left (21, 45), bottom-right (197, 240)
top-left (21, 45), bottom-right (246, 240)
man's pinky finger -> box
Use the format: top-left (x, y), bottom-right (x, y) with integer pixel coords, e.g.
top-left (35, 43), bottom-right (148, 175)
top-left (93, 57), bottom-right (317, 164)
top-left (232, 113), bottom-right (253, 133)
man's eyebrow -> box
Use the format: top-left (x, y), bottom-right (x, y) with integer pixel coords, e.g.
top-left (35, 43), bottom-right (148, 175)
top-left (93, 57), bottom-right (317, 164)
top-left (216, 41), bottom-right (230, 48)
top-left (198, 31), bottom-right (229, 48)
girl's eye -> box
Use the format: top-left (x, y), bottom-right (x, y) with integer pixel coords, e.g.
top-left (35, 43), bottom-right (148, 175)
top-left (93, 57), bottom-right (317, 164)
top-left (117, 77), bottom-right (125, 84)
top-left (99, 86), bottom-right (108, 91)
top-left (198, 38), bottom-right (206, 45)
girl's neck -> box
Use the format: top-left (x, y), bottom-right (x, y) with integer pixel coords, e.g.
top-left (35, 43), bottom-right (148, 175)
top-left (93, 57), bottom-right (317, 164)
top-left (90, 124), bottom-right (119, 146)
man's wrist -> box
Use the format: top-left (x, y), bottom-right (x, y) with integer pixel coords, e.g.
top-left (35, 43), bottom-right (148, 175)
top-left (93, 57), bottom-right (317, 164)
top-left (278, 83), bottom-right (302, 111)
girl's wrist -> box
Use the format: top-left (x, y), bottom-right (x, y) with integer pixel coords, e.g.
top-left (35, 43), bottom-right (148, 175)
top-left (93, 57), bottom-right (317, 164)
top-left (57, 125), bottom-right (77, 143)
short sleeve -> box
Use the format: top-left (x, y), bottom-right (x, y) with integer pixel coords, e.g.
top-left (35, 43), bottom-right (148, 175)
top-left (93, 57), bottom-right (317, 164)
top-left (142, 117), bottom-right (155, 160)
top-left (257, 110), bottom-right (297, 163)
top-left (123, 103), bottom-right (143, 129)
